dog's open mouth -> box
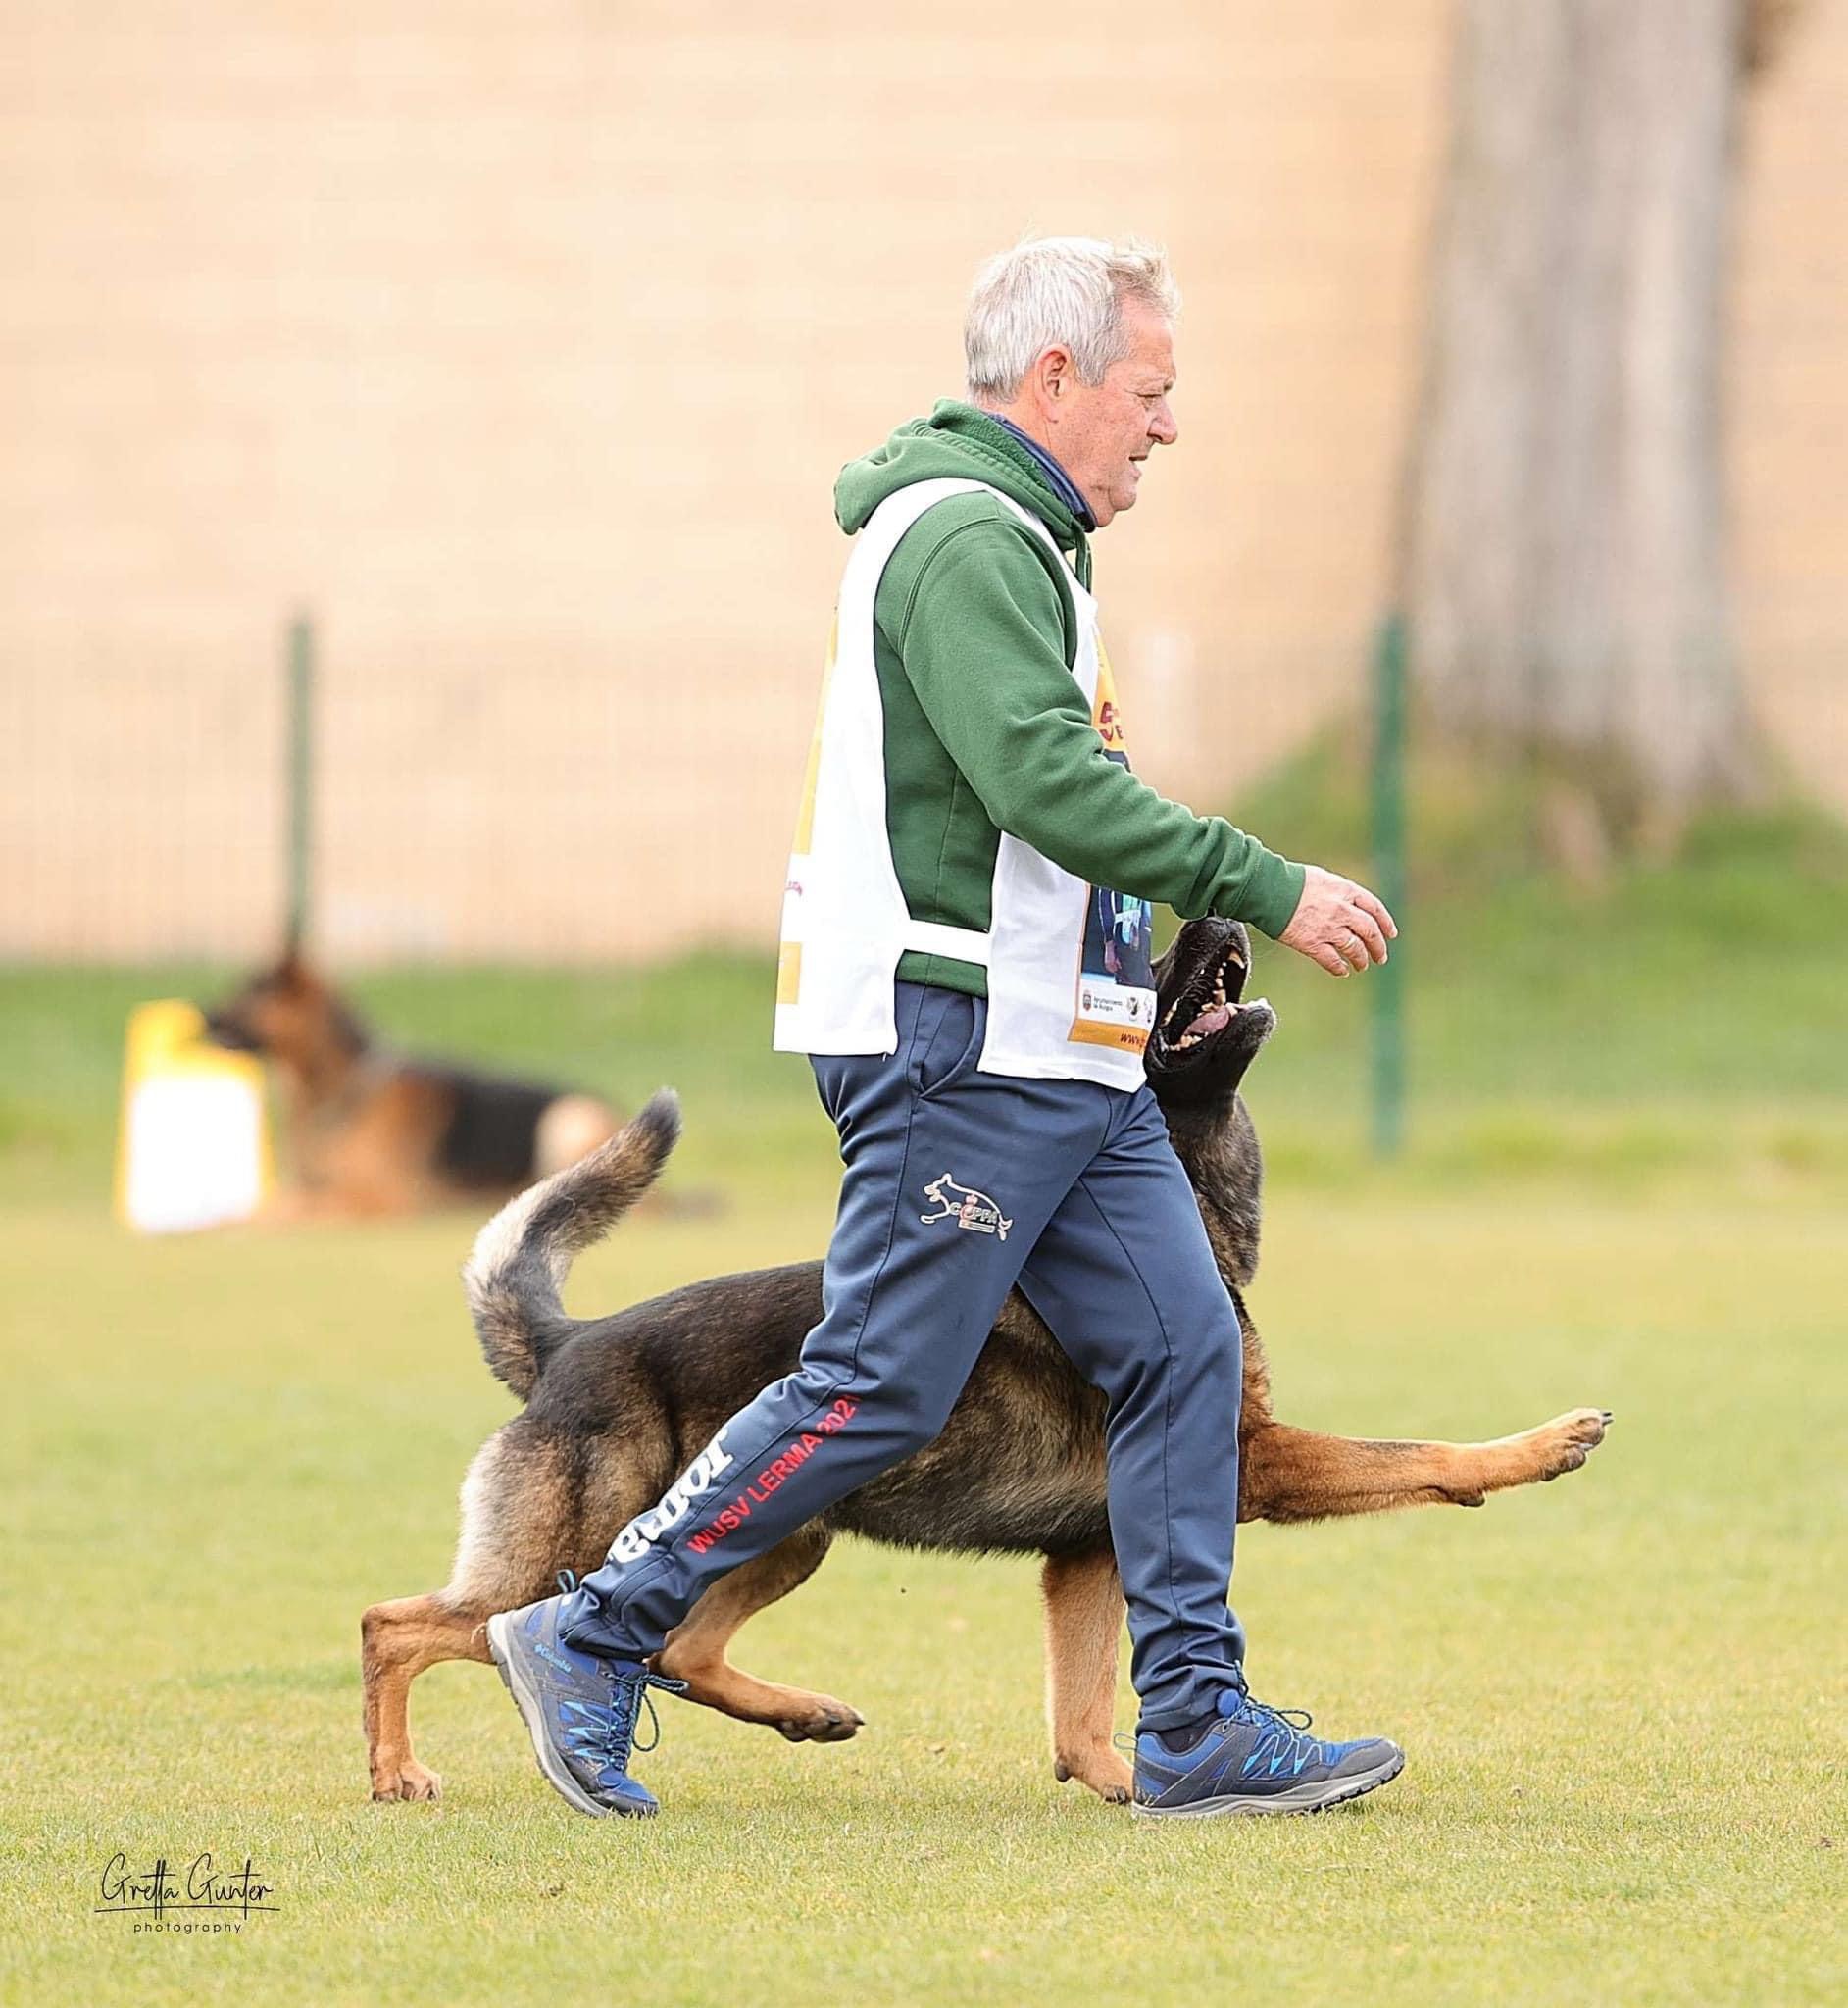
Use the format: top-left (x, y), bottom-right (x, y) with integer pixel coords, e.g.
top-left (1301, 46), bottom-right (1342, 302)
top-left (1155, 939), bottom-right (1259, 1053)
top-left (1145, 918), bottom-right (1276, 1097)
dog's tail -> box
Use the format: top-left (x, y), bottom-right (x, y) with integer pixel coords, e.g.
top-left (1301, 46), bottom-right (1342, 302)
top-left (462, 1089), bottom-right (681, 1400)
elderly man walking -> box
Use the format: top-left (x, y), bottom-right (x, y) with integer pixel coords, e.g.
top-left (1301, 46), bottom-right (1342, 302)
top-left (489, 237), bottom-right (1403, 1821)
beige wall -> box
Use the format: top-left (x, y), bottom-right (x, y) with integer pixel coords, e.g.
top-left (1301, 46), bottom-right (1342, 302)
top-left (3, 0), bottom-right (1842, 962)
top-left (1733, 0), bottom-right (1848, 807)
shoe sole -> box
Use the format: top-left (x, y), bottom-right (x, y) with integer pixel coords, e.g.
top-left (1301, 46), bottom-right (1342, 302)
top-left (485, 1612), bottom-right (654, 1820)
top-left (1131, 1746), bottom-right (1406, 1821)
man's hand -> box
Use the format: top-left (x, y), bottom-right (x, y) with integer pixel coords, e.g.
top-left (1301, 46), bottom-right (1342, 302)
top-left (1278, 865), bottom-right (1398, 977)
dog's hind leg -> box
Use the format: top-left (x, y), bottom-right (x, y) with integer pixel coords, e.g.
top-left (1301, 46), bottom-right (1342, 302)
top-left (654, 1527), bottom-right (865, 1744)
top-left (1239, 1410), bottom-right (1612, 1523)
top-left (361, 1593), bottom-right (495, 1802)
top-left (363, 1420), bottom-right (599, 1801)
top-left (1042, 1550), bottom-right (1132, 1805)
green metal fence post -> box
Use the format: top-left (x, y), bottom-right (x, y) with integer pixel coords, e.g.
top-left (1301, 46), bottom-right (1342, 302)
top-left (285, 612), bottom-right (315, 950)
top-left (1371, 611), bottom-right (1407, 1157)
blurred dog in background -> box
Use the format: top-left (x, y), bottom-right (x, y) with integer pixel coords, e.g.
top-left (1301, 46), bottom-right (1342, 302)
top-left (203, 950), bottom-right (620, 1219)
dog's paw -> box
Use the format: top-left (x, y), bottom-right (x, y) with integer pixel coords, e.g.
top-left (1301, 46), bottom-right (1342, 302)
top-left (1053, 1751), bottom-right (1134, 1805)
top-left (1534, 1407), bottom-right (1612, 1481)
top-left (371, 1760), bottom-right (443, 1803)
top-left (774, 1696), bottom-right (865, 1744)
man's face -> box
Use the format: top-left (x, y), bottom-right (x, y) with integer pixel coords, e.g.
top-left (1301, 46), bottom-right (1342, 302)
top-left (1053, 297), bottom-right (1178, 527)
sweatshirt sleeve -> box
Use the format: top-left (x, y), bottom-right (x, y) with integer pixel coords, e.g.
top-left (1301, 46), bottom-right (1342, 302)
top-left (888, 517), bottom-right (1307, 939)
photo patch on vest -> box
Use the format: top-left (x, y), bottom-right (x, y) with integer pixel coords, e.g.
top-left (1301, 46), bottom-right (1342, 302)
top-left (1069, 647), bottom-right (1157, 1054)
top-left (1072, 878), bottom-right (1155, 1049)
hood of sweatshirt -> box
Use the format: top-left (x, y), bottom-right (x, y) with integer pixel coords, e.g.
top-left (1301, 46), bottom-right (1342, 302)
top-left (833, 400), bottom-right (1090, 565)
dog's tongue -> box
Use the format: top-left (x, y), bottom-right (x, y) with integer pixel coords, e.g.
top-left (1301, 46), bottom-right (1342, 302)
top-left (1182, 1003), bottom-right (1232, 1039)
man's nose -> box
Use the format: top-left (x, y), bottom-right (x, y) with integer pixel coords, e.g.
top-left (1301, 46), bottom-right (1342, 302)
top-left (1150, 398), bottom-right (1178, 446)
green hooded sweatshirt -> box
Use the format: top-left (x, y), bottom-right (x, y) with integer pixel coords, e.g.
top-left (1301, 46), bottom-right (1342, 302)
top-left (833, 400), bottom-right (1305, 997)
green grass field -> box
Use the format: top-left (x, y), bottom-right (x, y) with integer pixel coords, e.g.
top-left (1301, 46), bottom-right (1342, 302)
top-left (3, 810), bottom-right (1845, 2004)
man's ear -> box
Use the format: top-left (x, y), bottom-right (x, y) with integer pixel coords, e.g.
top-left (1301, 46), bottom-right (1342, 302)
top-left (1031, 343), bottom-right (1074, 416)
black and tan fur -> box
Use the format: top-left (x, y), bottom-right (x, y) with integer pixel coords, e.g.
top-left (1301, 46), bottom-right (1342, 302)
top-left (362, 918), bottom-right (1609, 1805)
top-left (203, 950), bottom-right (619, 1220)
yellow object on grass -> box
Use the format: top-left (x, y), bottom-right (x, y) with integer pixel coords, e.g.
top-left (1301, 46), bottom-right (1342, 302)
top-left (115, 999), bottom-right (271, 1232)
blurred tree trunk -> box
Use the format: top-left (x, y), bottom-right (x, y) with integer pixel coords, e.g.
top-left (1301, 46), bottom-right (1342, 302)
top-left (1400, 0), bottom-right (1793, 835)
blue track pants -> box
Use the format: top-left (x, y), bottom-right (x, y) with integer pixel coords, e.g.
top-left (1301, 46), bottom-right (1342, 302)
top-left (561, 981), bottom-right (1247, 1732)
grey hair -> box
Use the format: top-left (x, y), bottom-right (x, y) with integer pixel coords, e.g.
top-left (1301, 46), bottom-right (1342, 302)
top-left (964, 236), bottom-right (1180, 402)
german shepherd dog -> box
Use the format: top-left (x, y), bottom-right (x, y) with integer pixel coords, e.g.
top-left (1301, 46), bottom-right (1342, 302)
top-left (361, 918), bottom-right (1609, 1805)
top-left (203, 951), bottom-right (620, 1220)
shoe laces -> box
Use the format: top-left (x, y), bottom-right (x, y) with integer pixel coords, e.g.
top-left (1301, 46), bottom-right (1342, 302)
top-left (1225, 1688), bottom-right (1315, 1736)
top-left (553, 1572), bottom-right (687, 1774)
top-left (1115, 1688), bottom-right (1324, 1764)
top-left (1223, 1684), bottom-right (1329, 1766)
top-left (588, 1668), bottom-right (684, 1772)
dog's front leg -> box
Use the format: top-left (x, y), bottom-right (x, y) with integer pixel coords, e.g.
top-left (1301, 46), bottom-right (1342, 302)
top-left (1237, 1410), bottom-right (1611, 1522)
top-left (654, 1531), bottom-right (864, 1744)
top-left (1041, 1550), bottom-right (1132, 1804)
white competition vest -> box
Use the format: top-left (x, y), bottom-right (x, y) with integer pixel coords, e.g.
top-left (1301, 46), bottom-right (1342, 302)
top-left (774, 477), bottom-right (1156, 1091)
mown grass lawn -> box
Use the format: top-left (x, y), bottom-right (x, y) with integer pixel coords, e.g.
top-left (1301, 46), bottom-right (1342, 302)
top-left (2, 1177), bottom-right (1842, 2006)
top-left (3, 807), bottom-right (1845, 2006)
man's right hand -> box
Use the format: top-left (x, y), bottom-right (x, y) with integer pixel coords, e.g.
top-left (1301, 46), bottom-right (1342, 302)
top-left (1278, 865), bottom-right (1397, 977)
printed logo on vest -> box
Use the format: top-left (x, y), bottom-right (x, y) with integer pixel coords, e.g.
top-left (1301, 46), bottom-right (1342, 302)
top-left (920, 1173), bottom-right (1013, 1241)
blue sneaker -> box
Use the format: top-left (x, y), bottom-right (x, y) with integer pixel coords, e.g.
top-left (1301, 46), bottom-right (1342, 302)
top-left (1131, 1678), bottom-right (1404, 1820)
top-left (486, 1576), bottom-right (685, 1818)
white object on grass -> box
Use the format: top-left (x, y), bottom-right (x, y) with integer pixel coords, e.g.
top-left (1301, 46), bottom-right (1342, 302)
top-left (116, 999), bottom-right (270, 1233)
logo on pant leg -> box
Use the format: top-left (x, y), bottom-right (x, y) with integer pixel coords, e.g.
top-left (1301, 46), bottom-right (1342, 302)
top-left (607, 1428), bottom-right (736, 1566)
top-left (920, 1173), bottom-right (1012, 1241)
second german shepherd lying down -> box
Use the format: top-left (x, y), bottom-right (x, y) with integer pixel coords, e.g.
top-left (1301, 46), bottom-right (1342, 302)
top-left (204, 951), bottom-right (619, 1219)
top-left (362, 918), bottom-right (1609, 1805)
